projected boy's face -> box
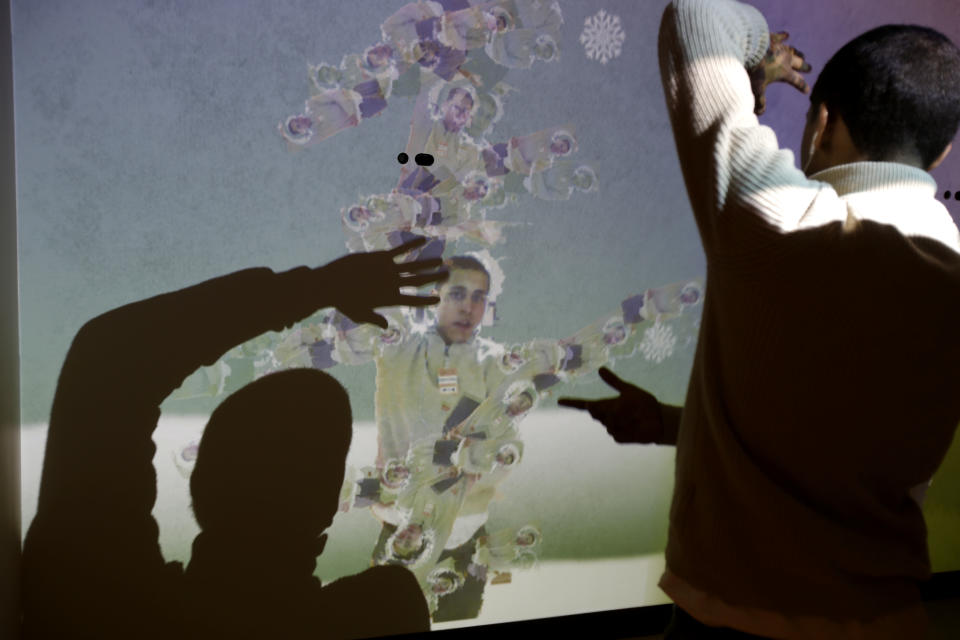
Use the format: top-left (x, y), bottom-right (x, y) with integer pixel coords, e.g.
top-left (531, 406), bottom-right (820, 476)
top-left (441, 89), bottom-right (474, 133)
top-left (550, 136), bottom-right (572, 156)
top-left (603, 324), bottom-right (627, 345)
top-left (463, 177), bottom-right (488, 201)
top-left (382, 462), bottom-right (410, 487)
top-left (516, 531), bottom-right (536, 546)
top-left (572, 167), bottom-right (595, 191)
top-left (393, 523), bottom-right (424, 557)
top-left (348, 206), bottom-right (371, 222)
top-left (502, 348), bottom-right (525, 371)
top-left (365, 44), bottom-right (391, 69)
top-left (431, 572), bottom-right (458, 594)
top-left (436, 268), bottom-right (489, 344)
top-left (506, 392), bottom-right (534, 417)
top-left (679, 284), bottom-right (701, 305)
top-left (487, 9), bottom-right (512, 33)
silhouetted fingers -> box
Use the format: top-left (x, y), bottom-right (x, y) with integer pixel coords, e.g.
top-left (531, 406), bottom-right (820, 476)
top-left (399, 270), bottom-right (448, 288)
top-left (394, 294), bottom-right (441, 307)
top-left (397, 257), bottom-right (444, 273)
top-left (598, 367), bottom-right (631, 392)
top-left (557, 397), bottom-right (591, 411)
top-left (342, 308), bottom-right (389, 329)
top-left (386, 237), bottom-right (428, 257)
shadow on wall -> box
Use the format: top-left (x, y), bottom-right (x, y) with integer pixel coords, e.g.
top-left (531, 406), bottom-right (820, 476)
top-left (19, 247), bottom-right (443, 639)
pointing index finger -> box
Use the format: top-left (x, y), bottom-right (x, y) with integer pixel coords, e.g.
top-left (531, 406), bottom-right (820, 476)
top-left (397, 257), bottom-right (445, 274)
top-left (598, 367), bottom-right (629, 392)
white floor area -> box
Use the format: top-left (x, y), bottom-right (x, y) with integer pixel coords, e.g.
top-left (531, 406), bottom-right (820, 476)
top-left (21, 409), bottom-right (676, 627)
top-left (432, 554), bottom-right (671, 631)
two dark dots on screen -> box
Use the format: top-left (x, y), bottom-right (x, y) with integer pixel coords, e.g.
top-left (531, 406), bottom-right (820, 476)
top-left (403, 152), bottom-right (953, 197)
top-left (396, 152), bottom-right (959, 199)
top-left (398, 152), bottom-right (435, 167)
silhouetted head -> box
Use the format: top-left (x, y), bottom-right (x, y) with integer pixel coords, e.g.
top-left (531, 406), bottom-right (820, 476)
top-left (802, 25), bottom-right (960, 175)
top-left (190, 369), bottom-right (352, 545)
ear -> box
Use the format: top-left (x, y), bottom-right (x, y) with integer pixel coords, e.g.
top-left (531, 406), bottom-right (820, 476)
top-left (811, 102), bottom-right (831, 150)
top-left (928, 143), bottom-right (952, 171)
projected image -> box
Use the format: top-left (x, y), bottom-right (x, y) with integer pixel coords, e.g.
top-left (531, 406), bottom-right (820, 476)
top-left (175, 270), bottom-right (699, 620)
top-left (15, 0), bottom-right (960, 636)
top-left (281, 1), bottom-right (594, 253)
top-left (15, 0), bottom-right (717, 632)
top-left (170, 0), bottom-right (702, 621)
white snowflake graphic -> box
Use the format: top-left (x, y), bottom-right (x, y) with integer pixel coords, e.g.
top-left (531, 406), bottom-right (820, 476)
top-left (580, 9), bottom-right (626, 64)
top-left (639, 321), bottom-right (676, 364)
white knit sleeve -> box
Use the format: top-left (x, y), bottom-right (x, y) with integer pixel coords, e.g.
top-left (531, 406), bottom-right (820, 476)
top-left (658, 0), bottom-right (836, 256)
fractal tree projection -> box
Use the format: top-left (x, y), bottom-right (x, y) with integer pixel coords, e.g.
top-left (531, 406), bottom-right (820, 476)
top-left (173, 0), bottom-right (702, 622)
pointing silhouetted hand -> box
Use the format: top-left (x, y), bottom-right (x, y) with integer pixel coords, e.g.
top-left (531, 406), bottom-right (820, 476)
top-left (558, 367), bottom-right (666, 444)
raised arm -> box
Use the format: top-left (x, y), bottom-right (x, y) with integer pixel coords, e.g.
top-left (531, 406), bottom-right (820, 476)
top-left (658, 0), bottom-right (826, 251)
top-left (264, 306), bottom-right (413, 377)
top-left (22, 239), bottom-right (445, 637)
top-left (170, 244), bottom-right (438, 398)
top-left (36, 238), bottom-right (445, 522)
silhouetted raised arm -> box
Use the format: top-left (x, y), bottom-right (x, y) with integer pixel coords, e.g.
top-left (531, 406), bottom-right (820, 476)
top-left (22, 239), bottom-right (445, 639)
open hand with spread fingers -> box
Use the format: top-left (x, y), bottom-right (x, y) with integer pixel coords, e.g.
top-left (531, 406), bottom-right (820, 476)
top-left (315, 237), bottom-right (449, 329)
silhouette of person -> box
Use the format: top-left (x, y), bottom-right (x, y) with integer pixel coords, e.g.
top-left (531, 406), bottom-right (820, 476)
top-left (175, 253), bottom-right (701, 622)
top-left (21, 238), bottom-right (444, 639)
top-left (563, 2), bottom-right (960, 638)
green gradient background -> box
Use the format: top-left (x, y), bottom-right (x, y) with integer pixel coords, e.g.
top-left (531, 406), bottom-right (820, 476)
top-left (13, 0), bottom-right (702, 425)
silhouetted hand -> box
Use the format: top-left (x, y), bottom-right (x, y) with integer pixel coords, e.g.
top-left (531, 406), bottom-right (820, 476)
top-left (558, 367), bottom-right (664, 444)
top-left (316, 237), bottom-right (448, 329)
top-left (748, 32), bottom-right (812, 115)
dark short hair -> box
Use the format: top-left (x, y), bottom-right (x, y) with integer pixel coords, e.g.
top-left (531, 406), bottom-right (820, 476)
top-left (445, 255), bottom-right (490, 292)
top-left (810, 25), bottom-right (960, 168)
